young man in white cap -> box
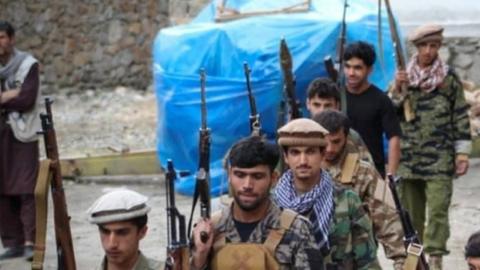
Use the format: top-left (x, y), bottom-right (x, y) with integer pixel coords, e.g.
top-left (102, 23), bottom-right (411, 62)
top-left (389, 24), bottom-right (471, 270)
top-left (87, 189), bottom-right (161, 270)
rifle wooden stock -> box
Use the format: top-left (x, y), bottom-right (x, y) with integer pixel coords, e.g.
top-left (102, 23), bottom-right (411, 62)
top-left (39, 97), bottom-right (76, 270)
top-left (387, 175), bottom-right (429, 270)
top-left (384, 0), bottom-right (415, 121)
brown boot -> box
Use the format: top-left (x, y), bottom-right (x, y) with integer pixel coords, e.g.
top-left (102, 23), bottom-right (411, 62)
top-left (428, 255), bottom-right (442, 270)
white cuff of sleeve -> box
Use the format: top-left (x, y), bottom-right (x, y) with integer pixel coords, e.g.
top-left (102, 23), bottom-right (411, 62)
top-left (455, 140), bottom-right (472, 155)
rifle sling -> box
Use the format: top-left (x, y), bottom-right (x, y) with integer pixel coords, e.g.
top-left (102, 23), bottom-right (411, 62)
top-left (32, 159), bottom-right (52, 270)
top-left (404, 243), bottom-right (424, 270)
top-left (340, 86), bottom-right (347, 115)
top-left (187, 181), bottom-right (201, 237)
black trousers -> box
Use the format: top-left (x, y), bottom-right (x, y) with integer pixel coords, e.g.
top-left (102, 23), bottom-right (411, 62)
top-left (0, 194), bottom-right (35, 247)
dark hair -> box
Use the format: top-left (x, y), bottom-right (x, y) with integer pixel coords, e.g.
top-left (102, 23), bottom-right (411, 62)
top-left (0, 21), bottom-right (15, 38)
top-left (98, 214), bottom-right (148, 233)
top-left (130, 214), bottom-right (148, 230)
top-left (344, 41), bottom-right (376, 67)
top-left (227, 136), bottom-right (279, 172)
top-left (307, 77), bottom-right (340, 102)
top-left (313, 109), bottom-right (350, 136)
top-left (465, 230), bottom-right (480, 258)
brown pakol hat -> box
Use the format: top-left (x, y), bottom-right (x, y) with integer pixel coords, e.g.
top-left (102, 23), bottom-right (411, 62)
top-left (409, 24), bottom-right (444, 45)
top-left (277, 118), bottom-right (329, 147)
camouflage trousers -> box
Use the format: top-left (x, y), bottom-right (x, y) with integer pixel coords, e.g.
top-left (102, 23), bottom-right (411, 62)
top-left (398, 178), bottom-right (452, 256)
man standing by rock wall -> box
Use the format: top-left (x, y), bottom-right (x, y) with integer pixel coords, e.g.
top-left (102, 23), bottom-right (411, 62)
top-left (389, 24), bottom-right (472, 270)
top-left (0, 20), bottom-right (40, 261)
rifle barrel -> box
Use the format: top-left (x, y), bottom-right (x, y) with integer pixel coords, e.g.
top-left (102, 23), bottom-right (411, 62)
top-left (200, 69), bottom-right (207, 130)
top-left (244, 62), bottom-right (257, 115)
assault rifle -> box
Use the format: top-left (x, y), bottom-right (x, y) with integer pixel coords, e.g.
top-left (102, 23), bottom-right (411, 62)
top-left (384, 0), bottom-right (415, 122)
top-left (34, 97), bottom-right (76, 270)
top-left (387, 174), bottom-right (429, 270)
top-left (187, 69), bottom-right (211, 244)
top-left (324, 0), bottom-right (348, 113)
top-left (243, 62), bottom-right (261, 136)
top-left (279, 38), bottom-right (302, 120)
top-left (165, 160), bottom-right (189, 270)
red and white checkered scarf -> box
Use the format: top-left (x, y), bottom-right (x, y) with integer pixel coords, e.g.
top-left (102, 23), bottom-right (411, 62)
top-left (407, 53), bottom-right (449, 93)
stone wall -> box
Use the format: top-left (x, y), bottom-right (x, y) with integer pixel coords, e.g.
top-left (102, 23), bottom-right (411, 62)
top-left (441, 38), bottom-right (480, 86)
top-left (169, 0), bottom-right (210, 25)
top-left (2, 0), bottom-right (480, 92)
top-left (0, 1), bottom-right (169, 92)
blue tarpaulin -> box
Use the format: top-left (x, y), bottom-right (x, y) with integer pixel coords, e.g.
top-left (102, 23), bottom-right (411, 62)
top-left (153, 0), bottom-right (399, 196)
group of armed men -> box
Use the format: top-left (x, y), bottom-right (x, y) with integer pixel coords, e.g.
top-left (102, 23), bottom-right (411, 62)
top-left (0, 18), bottom-right (477, 270)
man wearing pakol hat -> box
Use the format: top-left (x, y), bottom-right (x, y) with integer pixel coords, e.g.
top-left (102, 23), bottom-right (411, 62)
top-left (273, 118), bottom-right (380, 270)
top-left (389, 24), bottom-right (471, 269)
top-left (87, 189), bottom-right (161, 270)
top-left (314, 110), bottom-right (406, 270)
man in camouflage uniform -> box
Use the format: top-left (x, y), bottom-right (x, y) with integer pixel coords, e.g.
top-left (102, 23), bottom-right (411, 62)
top-left (389, 24), bottom-right (472, 269)
top-left (273, 118), bottom-right (380, 270)
top-left (191, 136), bottom-right (323, 270)
top-left (87, 189), bottom-right (162, 270)
top-left (314, 110), bottom-right (406, 270)
top-left (306, 77), bottom-right (373, 163)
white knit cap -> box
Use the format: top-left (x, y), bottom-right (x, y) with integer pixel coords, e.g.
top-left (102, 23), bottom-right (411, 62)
top-left (87, 188), bottom-right (151, 224)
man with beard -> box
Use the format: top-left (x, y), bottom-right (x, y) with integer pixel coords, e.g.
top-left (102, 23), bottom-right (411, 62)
top-left (87, 189), bottom-right (161, 270)
top-left (389, 24), bottom-right (471, 270)
top-left (0, 21), bottom-right (40, 260)
top-left (314, 110), bottom-right (406, 270)
top-left (343, 41), bottom-right (402, 178)
top-left (305, 77), bottom-right (373, 163)
top-left (191, 136), bottom-right (322, 270)
top-left (274, 118), bottom-right (380, 270)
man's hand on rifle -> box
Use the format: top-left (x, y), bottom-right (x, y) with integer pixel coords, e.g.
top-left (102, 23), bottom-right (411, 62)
top-left (191, 218), bottom-right (214, 270)
top-left (394, 70), bottom-right (409, 93)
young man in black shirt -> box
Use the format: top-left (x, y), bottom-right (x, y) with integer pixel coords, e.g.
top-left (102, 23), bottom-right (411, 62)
top-left (343, 41), bottom-right (401, 177)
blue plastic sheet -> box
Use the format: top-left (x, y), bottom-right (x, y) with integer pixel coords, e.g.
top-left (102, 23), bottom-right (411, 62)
top-left (153, 0), bottom-right (399, 196)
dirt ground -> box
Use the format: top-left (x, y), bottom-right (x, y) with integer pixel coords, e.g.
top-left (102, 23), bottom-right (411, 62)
top-left (0, 89), bottom-right (479, 269)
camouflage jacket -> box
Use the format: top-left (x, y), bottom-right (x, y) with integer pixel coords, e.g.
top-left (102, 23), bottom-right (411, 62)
top-left (97, 252), bottom-right (162, 270)
top-left (325, 140), bottom-right (406, 263)
top-left (211, 200), bottom-right (323, 269)
top-left (321, 185), bottom-right (381, 270)
top-left (389, 70), bottom-right (471, 180)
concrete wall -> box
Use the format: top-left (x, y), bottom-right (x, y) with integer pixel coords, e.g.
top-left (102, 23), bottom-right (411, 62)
top-left (0, 1), bottom-right (169, 92)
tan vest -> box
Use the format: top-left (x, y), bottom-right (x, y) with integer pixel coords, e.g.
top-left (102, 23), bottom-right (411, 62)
top-left (339, 152), bottom-right (359, 184)
top-left (210, 209), bottom-right (297, 270)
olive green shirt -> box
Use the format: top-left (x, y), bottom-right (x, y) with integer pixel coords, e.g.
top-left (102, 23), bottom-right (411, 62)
top-left (97, 252), bottom-right (162, 270)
